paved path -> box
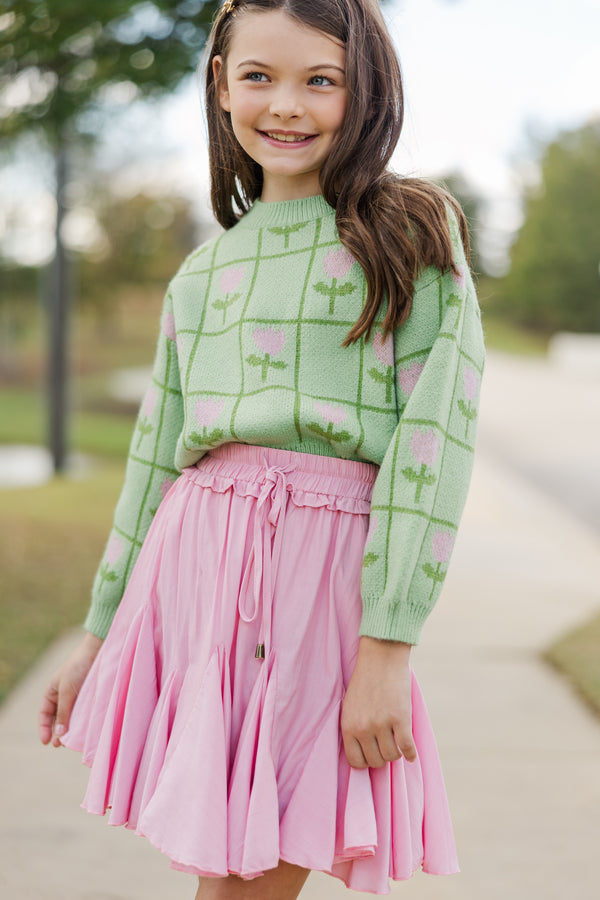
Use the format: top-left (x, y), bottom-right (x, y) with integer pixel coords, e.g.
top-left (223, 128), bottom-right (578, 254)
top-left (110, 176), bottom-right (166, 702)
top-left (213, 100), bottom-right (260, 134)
top-left (1, 351), bottom-right (599, 899)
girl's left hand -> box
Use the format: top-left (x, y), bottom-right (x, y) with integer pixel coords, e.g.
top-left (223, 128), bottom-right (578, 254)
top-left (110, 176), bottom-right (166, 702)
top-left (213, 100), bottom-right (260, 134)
top-left (341, 636), bottom-right (417, 768)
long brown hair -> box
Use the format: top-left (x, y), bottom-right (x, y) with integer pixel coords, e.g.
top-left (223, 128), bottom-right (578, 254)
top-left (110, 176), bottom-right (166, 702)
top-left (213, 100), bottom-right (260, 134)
top-left (204, 0), bottom-right (470, 344)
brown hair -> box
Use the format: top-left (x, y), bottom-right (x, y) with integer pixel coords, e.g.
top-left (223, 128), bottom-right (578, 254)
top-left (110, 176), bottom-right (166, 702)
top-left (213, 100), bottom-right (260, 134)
top-left (204, 0), bottom-right (470, 344)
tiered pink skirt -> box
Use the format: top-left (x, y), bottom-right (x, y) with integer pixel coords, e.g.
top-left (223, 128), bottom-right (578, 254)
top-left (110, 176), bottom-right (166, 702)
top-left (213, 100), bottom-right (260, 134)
top-left (62, 444), bottom-right (458, 894)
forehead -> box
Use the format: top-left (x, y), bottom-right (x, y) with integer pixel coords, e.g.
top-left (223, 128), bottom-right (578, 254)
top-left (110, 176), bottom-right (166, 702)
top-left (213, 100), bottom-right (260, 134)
top-left (226, 9), bottom-right (345, 67)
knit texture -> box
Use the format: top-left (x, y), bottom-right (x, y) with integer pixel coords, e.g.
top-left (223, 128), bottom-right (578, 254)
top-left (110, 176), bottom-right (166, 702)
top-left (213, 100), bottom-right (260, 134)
top-left (85, 193), bottom-right (485, 643)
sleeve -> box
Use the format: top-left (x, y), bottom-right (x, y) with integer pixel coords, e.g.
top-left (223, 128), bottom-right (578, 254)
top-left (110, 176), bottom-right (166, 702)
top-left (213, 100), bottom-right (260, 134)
top-left (84, 286), bottom-right (185, 639)
top-left (359, 210), bottom-right (485, 644)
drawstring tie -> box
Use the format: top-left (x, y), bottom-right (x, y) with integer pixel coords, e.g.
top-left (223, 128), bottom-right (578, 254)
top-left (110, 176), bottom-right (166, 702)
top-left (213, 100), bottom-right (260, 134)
top-left (238, 458), bottom-right (292, 660)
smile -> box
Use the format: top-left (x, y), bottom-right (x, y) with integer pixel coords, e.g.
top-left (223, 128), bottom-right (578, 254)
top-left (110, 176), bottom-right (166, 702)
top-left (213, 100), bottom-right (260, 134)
top-left (259, 131), bottom-right (318, 147)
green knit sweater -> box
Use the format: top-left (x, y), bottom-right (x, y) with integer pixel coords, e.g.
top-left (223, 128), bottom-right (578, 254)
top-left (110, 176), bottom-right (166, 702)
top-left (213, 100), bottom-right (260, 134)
top-left (85, 193), bottom-right (485, 643)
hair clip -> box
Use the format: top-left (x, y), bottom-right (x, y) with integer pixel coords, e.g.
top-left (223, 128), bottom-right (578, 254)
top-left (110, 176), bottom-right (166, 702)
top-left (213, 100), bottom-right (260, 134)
top-left (222, 0), bottom-right (236, 14)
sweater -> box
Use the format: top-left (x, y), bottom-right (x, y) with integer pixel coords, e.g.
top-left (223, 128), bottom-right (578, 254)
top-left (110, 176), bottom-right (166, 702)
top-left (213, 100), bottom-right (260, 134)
top-left (85, 193), bottom-right (485, 643)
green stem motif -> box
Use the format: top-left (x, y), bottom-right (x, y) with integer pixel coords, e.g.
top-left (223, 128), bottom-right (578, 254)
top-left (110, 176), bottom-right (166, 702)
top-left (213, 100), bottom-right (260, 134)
top-left (313, 279), bottom-right (356, 315)
top-left (136, 417), bottom-right (153, 449)
top-left (189, 426), bottom-right (224, 447)
top-left (401, 463), bottom-right (437, 501)
top-left (457, 399), bottom-right (478, 438)
top-left (98, 562), bottom-right (118, 594)
top-left (212, 292), bottom-right (240, 325)
top-left (368, 365), bottom-right (394, 403)
top-left (246, 353), bottom-right (287, 383)
top-left (268, 222), bottom-right (309, 249)
top-left (307, 421), bottom-right (351, 445)
top-left (422, 561), bottom-right (446, 603)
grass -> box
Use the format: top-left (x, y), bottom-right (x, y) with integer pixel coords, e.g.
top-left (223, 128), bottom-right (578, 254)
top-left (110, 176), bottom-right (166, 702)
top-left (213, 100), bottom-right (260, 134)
top-left (544, 614), bottom-right (600, 717)
top-left (0, 462), bottom-right (126, 705)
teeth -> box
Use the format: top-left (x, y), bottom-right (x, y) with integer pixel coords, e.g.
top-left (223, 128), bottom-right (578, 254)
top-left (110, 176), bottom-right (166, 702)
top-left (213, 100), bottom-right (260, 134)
top-left (265, 132), bottom-right (312, 142)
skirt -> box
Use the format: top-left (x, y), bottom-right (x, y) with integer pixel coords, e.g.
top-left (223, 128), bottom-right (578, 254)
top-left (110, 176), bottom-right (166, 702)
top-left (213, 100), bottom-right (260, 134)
top-left (62, 443), bottom-right (459, 894)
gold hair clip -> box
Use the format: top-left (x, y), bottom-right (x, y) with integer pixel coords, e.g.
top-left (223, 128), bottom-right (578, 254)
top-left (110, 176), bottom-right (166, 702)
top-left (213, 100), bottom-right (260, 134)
top-left (222, 0), bottom-right (236, 14)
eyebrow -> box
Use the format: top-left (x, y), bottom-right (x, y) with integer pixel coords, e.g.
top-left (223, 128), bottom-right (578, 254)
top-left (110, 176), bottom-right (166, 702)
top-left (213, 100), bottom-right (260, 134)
top-left (236, 59), bottom-right (345, 74)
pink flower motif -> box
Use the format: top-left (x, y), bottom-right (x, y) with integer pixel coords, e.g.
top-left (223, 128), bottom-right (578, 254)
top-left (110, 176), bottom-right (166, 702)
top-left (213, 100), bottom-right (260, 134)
top-left (373, 331), bottom-right (394, 367)
top-left (219, 266), bottom-right (245, 295)
top-left (432, 530), bottom-right (454, 564)
top-left (366, 515), bottom-right (378, 545)
top-left (314, 402), bottom-right (348, 425)
top-left (410, 429), bottom-right (439, 467)
top-left (323, 247), bottom-right (354, 279)
top-left (176, 336), bottom-right (183, 356)
top-left (252, 327), bottom-right (285, 356)
top-left (142, 386), bottom-right (157, 418)
top-left (452, 265), bottom-right (466, 290)
top-left (194, 397), bottom-right (224, 428)
top-left (162, 312), bottom-right (176, 342)
top-left (398, 360), bottom-right (426, 396)
top-left (106, 535), bottom-right (124, 566)
top-left (464, 365), bottom-right (479, 401)
top-left (160, 477), bottom-right (175, 500)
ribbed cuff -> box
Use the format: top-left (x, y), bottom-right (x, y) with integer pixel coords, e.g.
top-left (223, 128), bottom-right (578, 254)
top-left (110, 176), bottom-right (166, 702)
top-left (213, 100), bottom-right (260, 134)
top-left (83, 601), bottom-right (119, 640)
top-left (359, 595), bottom-right (433, 645)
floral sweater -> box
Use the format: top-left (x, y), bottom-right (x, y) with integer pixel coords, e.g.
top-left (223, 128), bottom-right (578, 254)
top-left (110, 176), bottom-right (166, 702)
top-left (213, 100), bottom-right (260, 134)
top-left (86, 193), bottom-right (485, 643)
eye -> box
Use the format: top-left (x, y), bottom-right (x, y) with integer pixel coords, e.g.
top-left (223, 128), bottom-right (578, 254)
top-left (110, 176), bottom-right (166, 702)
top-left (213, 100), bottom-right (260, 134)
top-left (309, 74), bottom-right (334, 87)
top-left (244, 71), bottom-right (268, 82)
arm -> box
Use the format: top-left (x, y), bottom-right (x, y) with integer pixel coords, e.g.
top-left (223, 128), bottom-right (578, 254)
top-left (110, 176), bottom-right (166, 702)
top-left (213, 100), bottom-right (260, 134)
top-left (360, 212), bottom-right (485, 644)
top-left (84, 288), bottom-right (184, 638)
top-left (342, 209), bottom-right (484, 767)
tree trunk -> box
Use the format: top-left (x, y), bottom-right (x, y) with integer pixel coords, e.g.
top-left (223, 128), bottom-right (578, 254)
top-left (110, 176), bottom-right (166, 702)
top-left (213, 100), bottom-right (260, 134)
top-left (48, 143), bottom-right (69, 474)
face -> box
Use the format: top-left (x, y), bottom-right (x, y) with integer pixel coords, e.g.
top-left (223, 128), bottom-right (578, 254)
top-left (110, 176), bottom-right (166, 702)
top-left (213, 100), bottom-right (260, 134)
top-left (213, 9), bottom-right (347, 202)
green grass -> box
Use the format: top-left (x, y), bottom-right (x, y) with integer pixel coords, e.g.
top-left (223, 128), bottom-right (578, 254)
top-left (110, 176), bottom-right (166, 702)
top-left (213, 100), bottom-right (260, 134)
top-left (481, 312), bottom-right (549, 356)
top-left (0, 462), bottom-right (126, 705)
top-left (544, 614), bottom-right (600, 717)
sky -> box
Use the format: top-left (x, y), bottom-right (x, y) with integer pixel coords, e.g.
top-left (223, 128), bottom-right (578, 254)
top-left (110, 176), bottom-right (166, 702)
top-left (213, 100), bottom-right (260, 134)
top-left (1, 0), bottom-right (599, 271)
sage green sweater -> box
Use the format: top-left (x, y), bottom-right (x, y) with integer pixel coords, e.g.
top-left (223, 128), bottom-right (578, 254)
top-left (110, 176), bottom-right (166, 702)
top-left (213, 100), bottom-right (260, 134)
top-left (85, 193), bottom-right (485, 644)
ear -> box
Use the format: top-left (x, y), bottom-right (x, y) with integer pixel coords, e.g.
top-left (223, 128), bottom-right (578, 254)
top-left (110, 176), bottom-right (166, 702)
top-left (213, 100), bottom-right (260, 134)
top-left (212, 55), bottom-right (231, 112)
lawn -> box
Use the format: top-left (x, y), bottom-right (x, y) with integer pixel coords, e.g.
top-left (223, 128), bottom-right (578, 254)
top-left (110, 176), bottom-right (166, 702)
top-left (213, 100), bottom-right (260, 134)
top-left (0, 461), bottom-right (126, 705)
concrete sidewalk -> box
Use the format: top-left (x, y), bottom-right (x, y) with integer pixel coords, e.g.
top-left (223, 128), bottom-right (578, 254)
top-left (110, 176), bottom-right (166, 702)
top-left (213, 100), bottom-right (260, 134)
top-left (1, 352), bottom-right (600, 899)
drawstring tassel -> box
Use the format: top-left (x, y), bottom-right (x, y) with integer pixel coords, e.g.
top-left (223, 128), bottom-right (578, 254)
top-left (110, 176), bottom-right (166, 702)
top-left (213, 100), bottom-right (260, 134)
top-left (255, 643), bottom-right (265, 660)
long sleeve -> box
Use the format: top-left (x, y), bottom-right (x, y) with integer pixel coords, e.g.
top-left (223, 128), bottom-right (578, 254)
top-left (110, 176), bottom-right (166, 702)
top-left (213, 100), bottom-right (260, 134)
top-left (84, 288), bottom-right (184, 638)
top-left (359, 213), bottom-right (485, 644)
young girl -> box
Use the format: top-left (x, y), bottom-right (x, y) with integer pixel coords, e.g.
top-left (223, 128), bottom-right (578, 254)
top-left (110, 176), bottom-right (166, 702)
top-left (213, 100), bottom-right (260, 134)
top-left (39, 0), bottom-right (484, 896)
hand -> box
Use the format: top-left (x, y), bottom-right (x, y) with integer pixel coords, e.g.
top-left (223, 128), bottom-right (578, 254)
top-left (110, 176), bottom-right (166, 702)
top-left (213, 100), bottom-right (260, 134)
top-left (341, 636), bottom-right (417, 768)
top-left (38, 631), bottom-right (104, 747)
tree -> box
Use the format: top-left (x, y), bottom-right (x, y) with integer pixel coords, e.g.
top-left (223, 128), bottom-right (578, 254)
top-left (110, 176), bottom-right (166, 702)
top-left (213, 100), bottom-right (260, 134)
top-left (500, 120), bottom-right (600, 334)
top-left (0, 0), bottom-right (220, 471)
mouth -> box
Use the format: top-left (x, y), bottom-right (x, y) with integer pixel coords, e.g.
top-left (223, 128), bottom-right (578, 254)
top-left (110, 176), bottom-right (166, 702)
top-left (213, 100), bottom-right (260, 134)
top-left (259, 130), bottom-right (318, 147)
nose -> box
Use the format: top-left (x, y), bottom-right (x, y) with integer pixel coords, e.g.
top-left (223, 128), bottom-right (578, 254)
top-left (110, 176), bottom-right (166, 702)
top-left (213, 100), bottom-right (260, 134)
top-left (269, 84), bottom-right (304, 120)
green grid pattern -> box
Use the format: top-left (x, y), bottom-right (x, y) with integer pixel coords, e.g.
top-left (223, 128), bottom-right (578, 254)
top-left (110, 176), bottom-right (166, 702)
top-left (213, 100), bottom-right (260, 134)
top-left (85, 195), bottom-right (485, 644)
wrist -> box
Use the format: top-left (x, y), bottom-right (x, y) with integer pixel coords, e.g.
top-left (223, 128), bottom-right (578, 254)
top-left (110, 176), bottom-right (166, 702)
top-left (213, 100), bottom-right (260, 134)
top-left (358, 635), bottom-right (412, 661)
top-left (83, 631), bottom-right (104, 654)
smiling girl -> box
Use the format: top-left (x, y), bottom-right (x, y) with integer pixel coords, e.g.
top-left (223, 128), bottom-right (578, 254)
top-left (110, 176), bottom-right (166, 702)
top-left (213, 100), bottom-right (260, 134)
top-left (40, 1), bottom-right (485, 897)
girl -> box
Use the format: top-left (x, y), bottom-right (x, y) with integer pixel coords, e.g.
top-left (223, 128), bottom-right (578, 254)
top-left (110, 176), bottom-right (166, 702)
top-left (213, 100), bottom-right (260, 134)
top-left (39, 0), bottom-right (485, 897)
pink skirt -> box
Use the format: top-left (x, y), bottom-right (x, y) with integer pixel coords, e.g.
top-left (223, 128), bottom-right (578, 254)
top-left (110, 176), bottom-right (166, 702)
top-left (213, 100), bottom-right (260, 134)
top-left (62, 444), bottom-right (459, 894)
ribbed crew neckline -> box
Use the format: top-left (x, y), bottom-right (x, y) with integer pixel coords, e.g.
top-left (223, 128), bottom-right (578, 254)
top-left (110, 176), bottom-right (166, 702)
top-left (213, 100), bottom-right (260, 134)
top-left (237, 194), bottom-right (335, 229)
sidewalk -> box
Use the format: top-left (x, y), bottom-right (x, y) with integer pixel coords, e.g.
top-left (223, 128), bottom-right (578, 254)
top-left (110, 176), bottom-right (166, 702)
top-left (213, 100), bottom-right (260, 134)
top-left (1, 352), bottom-right (600, 899)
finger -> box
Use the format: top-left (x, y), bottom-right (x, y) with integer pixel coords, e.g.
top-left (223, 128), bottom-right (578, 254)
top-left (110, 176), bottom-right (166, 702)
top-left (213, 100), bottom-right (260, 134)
top-left (359, 735), bottom-right (387, 769)
top-left (52, 681), bottom-right (78, 747)
top-left (393, 724), bottom-right (418, 763)
top-left (375, 729), bottom-right (403, 764)
top-left (38, 684), bottom-right (58, 745)
top-left (343, 735), bottom-right (369, 769)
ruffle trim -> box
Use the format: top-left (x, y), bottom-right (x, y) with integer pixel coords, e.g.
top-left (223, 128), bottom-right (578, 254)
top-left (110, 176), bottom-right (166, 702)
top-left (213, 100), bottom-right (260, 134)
top-left (183, 466), bottom-right (373, 516)
top-left (62, 602), bottom-right (458, 894)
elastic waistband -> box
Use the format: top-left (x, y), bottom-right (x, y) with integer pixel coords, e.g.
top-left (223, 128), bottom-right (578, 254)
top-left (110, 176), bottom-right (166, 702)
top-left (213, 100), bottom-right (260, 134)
top-left (187, 443), bottom-right (378, 505)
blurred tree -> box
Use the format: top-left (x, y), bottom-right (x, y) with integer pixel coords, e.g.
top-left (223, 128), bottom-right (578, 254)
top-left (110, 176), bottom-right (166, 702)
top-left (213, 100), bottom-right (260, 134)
top-left (78, 190), bottom-right (200, 304)
top-left (500, 120), bottom-right (600, 334)
top-left (0, 0), bottom-right (220, 471)
top-left (436, 171), bottom-right (484, 276)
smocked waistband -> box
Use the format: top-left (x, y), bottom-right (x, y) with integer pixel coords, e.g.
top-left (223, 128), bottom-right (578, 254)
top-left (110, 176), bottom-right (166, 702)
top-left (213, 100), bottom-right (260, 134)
top-left (184, 443), bottom-right (378, 505)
